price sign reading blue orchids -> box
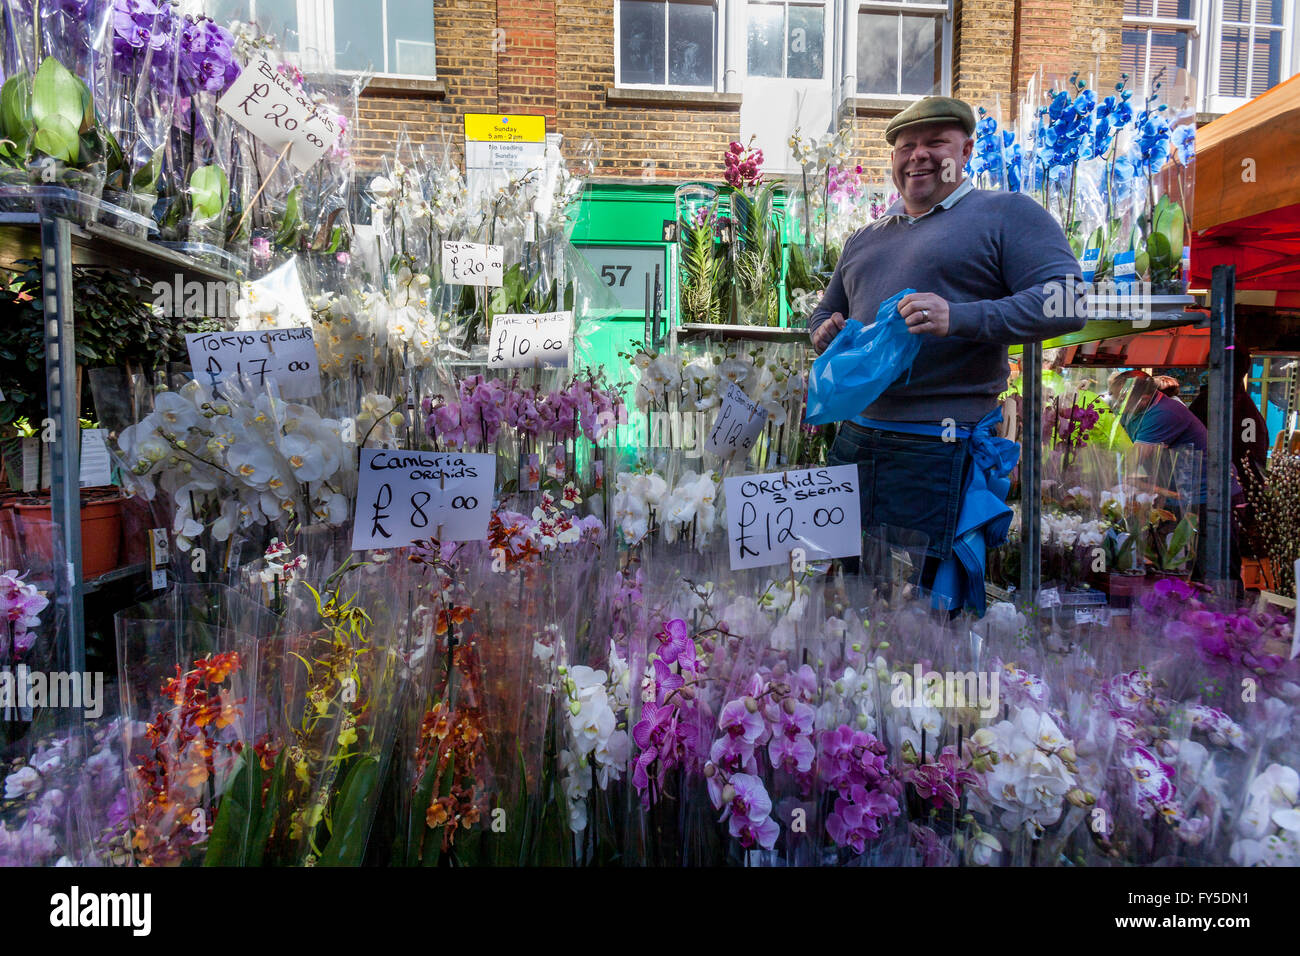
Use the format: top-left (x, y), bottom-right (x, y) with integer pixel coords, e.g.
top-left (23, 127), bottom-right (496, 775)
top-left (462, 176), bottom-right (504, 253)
top-left (185, 327), bottom-right (321, 399)
top-left (442, 241), bottom-right (504, 287)
top-left (487, 311), bottom-right (572, 369)
top-left (723, 465), bottom-right (861, 570)
top-left (351, 451), bottom-right (496, 550)
top-left (216, 57), bottom-right (342, 172)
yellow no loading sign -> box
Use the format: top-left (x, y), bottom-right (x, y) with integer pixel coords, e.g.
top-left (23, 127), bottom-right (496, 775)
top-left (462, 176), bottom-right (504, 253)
top-left (464, 113), bottom-right (547, 143)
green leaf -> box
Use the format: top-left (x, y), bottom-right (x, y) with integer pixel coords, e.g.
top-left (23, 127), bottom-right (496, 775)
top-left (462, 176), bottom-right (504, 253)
top-left (246, 751), bottom-right (286, 867)
top-left (130, 144), bottom-right (165, 193)
top-left (32, 113), bottom-right (79, 163)
top-left (203, 752), bottom-right (255, 866)
top-left (189, 165), bottom-right (230, 222)
top-left (406, 760), bottom-right (441, 867)
top-left (0, 74), bottom-right (32, 150)
top-left (31, 57), bottom-right (86, 150)
top-left (1157, 201), bottom-right (1185, 264)
top-left (317, 755), bottom-right (383, 867)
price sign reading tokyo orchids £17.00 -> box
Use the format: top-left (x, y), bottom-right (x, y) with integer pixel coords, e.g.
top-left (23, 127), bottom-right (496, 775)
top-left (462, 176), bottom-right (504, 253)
top-left (186, 327), bottom-right (321, 399)
top-left (216, 58), bottom-right (342, 172)
top-left (351, 451), bottom-right (496, 550)
top-left (442, 241), bottom-right (504, 287)
top-left (723, 465), bottom-right (861, 570)
top-left (488, 311), bottom-right (572, 369)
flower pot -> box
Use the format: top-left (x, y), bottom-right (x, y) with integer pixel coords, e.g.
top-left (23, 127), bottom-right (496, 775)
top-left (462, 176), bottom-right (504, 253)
top-left (10, 490), bottom-right (125, 579)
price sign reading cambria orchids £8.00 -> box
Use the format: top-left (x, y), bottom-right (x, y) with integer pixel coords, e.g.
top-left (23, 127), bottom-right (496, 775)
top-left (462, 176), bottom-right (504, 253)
top-left (351, 451), bottom-right (496, 550)
top-left (723, 465), bottom-right (861, 570)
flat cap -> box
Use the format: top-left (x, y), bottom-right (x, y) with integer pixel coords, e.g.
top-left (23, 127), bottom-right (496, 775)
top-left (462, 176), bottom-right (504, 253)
top-left (885, 96), bottom-right (976, 145)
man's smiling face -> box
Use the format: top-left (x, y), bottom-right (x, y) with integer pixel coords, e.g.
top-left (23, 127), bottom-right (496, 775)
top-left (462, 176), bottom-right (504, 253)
top-left (890, 122), bottom-right (974, 215)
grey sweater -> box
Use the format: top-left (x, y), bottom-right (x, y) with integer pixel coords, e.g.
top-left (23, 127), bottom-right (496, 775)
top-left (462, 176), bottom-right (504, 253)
top-left (808, 188), bottom-right (1086, 423)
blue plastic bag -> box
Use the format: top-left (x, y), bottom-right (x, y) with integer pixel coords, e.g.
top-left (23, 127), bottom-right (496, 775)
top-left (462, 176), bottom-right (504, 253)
top-left (804, 288), bottom-right (919, 426)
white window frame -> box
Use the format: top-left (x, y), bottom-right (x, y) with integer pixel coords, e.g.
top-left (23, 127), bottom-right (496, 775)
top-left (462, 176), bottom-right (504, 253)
top-left (614, 0), bottom-right (727, 91)
top-left (854, 0), bottom-right (953, 101)
top-left (1206, 0), bottom-right (1296, 112)
top-left (1121, 0), bottom-right (1200, 101)
top-left (744, 0), bottom-right (830, 80)
top-left (214, 0), bottom-right (438, 81)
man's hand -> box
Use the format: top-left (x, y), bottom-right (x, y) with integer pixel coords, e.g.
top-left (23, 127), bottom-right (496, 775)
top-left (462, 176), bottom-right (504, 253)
top-left (900, 292), bottom-right (950, 337)
top-left (812, 312), bottom-right (847, 353)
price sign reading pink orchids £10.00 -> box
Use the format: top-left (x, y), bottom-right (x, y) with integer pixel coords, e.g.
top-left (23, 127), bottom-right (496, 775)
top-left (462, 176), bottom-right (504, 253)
top-left (723, 465), bottom-right (861, 570)
top-left (351, 450), bottom-right (496, 550)
top-left (487, 311), bottom-right (572, 369)
top-left (442, 241), bottom-right (504, 287)
top-left (216, 58), bottom-right (342, 172)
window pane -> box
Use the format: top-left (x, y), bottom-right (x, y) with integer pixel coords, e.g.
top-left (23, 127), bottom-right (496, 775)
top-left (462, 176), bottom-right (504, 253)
top-left (621, 0), bottom-right (666, 85)
top-left (334, 1), bottom-right (385, 70)
top-left (1260, 0), bottom-right (1285, 26)
top-left (857, 12), bottom-right (898, 94)
top-left (748, 2), bottom-right (784, 77)
top-left (1123, 0), bottom-right (1146, 15)
top-left (1252, 30), bottom-right (1282, 95)
top-left (788, 5), bottom-right (824, 78)
top-left (388, 0), bottom-right (436, 76)
top-left (1153, 0), bottom-right (1191, 18)
top-left (1121, 28), bottom-right (1146, 85)
top-left (220, 0), bottom-right (298, 50)
top-left (1221, 0), bottom-right (1248, 22)
top-left (1218, 25), bottom-right (1249, 97)
top-left (899, 13), bottom-right (941, 95)
top-left (668, 2), bottom-right (715, 86)
top-left (1147, 28), bottom-right (1189, 90)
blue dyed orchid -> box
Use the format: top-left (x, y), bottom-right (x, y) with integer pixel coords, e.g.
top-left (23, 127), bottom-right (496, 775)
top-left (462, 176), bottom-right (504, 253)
top-left (1172, 125), bottom-right (1195, 166)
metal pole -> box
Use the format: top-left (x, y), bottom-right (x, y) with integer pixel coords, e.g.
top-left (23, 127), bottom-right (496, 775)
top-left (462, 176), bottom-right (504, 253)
top-left (1206, 264), bottom-right (1235, 592)
top-left (1020, 341), bottom-right (1042, 602)
top-left (40, 215), bottom-right (84, 679)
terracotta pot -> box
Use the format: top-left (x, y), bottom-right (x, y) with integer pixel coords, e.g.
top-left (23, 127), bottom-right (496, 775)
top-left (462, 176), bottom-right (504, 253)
top-left (10, 490), bottom-right (125, 578)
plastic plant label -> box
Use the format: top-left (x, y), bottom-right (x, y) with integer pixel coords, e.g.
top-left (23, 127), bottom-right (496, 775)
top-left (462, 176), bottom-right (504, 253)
top-left (351, 450), bottom-right (495, 550)
top-left (442, 241), bottom-right (504, 287)
top-left (186, 326), bottom-right (321, 399)
top-left (487, 311), bottom-right (572, 369)
top-left (705, 384), bottom-right (768, 458)
top-left (217, 57), bottom-right (342, 172)
top-left (1113, 250), bottom-right (1137, 288)
top-left (79, 429), bottom-right (112, 487)
top-left (1081, 247), bottom-right (1100, 284)
top-left (1038, 587), bottom-right (1062, 608)
top-left (723, 465), bottom-right (861, 570)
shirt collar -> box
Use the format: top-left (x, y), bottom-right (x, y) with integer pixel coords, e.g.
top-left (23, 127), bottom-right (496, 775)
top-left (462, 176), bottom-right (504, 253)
top-left (885, 178), bottom-right (975, 224)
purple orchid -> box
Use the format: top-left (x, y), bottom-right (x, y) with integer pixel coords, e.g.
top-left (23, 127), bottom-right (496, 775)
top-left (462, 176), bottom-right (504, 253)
top-left (826, 784), bottom-right (900, 853)
top-left (720, 773), bottom-right (779, 850)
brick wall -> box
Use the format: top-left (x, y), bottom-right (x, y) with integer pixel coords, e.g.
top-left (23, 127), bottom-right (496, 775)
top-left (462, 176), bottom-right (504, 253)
top-left (350, 0), bottom-right (1130, 179)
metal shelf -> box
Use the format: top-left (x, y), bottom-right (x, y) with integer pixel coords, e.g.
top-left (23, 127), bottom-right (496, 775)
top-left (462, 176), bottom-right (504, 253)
top-left (676, 323), bottom-right (810, 344)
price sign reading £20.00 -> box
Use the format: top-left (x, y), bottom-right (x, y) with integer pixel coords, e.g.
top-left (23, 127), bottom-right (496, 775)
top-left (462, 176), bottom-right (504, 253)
top-left (351, 450), bottom-right (496, 551)
top-left (185, 327), bottom-right (321, 399)
top-left (216, 58), bottom-right (342, 172)
top-left (723, 465), bottom-right (861, 570)
top-left (488, 311), bottom-right (572, 369)
top-left (442, 241), bottom-right (504, 287)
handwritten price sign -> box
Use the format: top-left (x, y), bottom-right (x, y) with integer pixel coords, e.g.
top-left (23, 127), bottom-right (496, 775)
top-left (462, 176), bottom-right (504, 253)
top-left (723, 465), bottom-right (861, 570)
top-left (488, 311), bottom-right (572, 369)
top-left (217, 58), bottom-right (342, 172)
top-left (442, 241), bottom-right (504, 287)
top-left (704, 384), bottom-right (768, 457)
top-left (351, 450), bottom-right (495, 550)
top-left (185, 326), bottom-right (321, 399)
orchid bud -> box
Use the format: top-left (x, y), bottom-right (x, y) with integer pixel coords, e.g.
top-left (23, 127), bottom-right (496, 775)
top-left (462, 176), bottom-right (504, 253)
top-left (682, 685), bottom-right (697, 700)
top-left (1059, 744), bottom-right (1078, 764)
top-left (856, 714), bottom-right (870, 730)
top-left (557, 664), bottom-right (568, 675)
top-left (743, 696), bottom-right (759, 713)
top-left (569, 700), bottom-right (582, 716)
top-left (1065, 787), bottom-right (1094, 808)
top-left (703, 762), bottom-right (716, 778)
top-left (721, 783), bottom-right (736, 804)
top-left (781, 697), bottom-right (797, 716)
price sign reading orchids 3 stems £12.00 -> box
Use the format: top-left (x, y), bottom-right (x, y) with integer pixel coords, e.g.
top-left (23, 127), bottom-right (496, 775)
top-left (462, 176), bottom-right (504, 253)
top-left (442, 241), bottom-right (504, 287)
top-left (723, 465), bottom-right (861, 570)
top-left (216, 58), bottom-right (342, 172)
top-left (185, 327), bottom-right (322, 399)
top-left (487, 311), bottom-right (573, 369)
top-left (351, 450), bottom-right (496, 550)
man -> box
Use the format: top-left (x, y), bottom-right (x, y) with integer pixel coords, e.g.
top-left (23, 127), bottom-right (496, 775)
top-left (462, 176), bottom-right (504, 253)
top-left (1154, 375), bottom-right (1183, 400)
top-left (808, 96), bottom-right (1087, 608)
top-left (1108, 369), bottom-right (1243, 585)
